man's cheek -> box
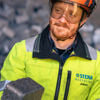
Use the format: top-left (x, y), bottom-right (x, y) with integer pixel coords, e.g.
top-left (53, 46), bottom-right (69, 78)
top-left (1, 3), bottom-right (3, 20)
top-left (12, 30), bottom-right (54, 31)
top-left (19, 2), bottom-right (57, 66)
top-left (50, 20), bottom-right (54, 26)
top-left (70, 25), bottom-right (78, 32)
top-left (50, 17), bottom-right (57, 25)
top-left (50, 20), bottom-right (55, 31)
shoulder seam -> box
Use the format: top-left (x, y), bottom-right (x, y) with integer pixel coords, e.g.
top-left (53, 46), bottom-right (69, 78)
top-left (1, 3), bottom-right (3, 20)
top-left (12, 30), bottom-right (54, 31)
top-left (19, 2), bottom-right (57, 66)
top-left (86, 44), bottom-right (97, 60)
top-left (25, 35), bottom-right (38, 52)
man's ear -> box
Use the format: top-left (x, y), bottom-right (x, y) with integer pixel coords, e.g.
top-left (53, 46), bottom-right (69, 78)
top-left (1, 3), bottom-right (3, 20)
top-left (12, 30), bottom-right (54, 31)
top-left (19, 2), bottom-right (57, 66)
top-left (80, 15), bottom-right (88, 27)
top-left (80, 17), bottom-right (88, 27)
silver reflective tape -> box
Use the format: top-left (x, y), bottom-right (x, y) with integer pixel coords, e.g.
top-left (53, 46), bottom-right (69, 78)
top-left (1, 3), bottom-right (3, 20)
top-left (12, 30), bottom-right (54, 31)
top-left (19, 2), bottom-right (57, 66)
top-left (33, 34), bottom-right (41, 53)
top-left (97, 99), bottom-right (100, 100)
top-left (86, 44), bottom-right (97, 60)
top-left (0, 80), bottom-right (11, 91)
top-left (26, 35), bottom-right (38, 52)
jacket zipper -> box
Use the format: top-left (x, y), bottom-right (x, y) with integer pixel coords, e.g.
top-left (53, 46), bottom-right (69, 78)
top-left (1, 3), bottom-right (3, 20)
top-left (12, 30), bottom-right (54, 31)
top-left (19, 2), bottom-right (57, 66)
top-left (64, 71), bottom-right (71, 100)
top-left (54, 60), bottom-right (72, 100)
top-left (54, 63), bottom-right (72, 100)
top-left (54, 63), bottom-right (63, 100)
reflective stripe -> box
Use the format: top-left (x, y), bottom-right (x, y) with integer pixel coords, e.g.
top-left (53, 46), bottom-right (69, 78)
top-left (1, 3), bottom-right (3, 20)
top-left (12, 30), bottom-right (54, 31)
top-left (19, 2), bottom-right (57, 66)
top-left (25, 34), bottom-right (41, 52)
top-left (0, 80), bottom-right (10, 91)
top-left (25, 35), bottom-right (38, 52)
top-left (33, 34), bottom-right (41, 53)
top-left (96, 99), bottom-right (100, 100)
top-left (86, 44), bottom-right (97, 60)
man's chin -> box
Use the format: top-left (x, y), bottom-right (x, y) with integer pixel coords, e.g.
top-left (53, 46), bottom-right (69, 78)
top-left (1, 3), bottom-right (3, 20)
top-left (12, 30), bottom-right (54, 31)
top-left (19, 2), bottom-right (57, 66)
top-left (54, 27), bottom-right (69, 33)
top-left (53, 30), bottom-right (69, 37)
top-left (53, 34), bottom-right (70, 41)
top-left (56, 38), bottom-right (67, 41)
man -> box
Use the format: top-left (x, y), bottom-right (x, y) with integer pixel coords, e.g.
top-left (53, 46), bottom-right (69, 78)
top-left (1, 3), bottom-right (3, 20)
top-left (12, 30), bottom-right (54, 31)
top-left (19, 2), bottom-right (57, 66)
top-left (0, 0), bottom-right (100, 100)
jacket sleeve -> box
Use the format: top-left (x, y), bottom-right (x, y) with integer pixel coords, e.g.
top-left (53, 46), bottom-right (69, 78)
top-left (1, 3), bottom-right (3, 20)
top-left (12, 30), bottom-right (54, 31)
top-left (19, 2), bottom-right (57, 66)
top-left (0, 40), bottom-right (26, 99)
top-left (87, 51), bottom-right (100, 100)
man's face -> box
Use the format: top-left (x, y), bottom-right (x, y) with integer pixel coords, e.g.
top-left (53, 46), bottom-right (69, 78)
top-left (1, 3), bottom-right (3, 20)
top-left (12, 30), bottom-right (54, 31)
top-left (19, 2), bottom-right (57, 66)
top-left (49, 2), bottom-right (85, 41)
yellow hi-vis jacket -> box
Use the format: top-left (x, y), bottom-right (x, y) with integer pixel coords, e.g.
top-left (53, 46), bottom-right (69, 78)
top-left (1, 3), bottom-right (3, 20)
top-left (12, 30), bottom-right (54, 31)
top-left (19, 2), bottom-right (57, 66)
top-left (0, 25), bottom-right (100, 100)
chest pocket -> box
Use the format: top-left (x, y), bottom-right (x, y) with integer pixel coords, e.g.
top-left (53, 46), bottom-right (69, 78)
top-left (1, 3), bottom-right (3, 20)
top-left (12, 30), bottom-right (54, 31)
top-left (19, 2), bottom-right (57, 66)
top-left (62, 56), bottom-right (95, 100)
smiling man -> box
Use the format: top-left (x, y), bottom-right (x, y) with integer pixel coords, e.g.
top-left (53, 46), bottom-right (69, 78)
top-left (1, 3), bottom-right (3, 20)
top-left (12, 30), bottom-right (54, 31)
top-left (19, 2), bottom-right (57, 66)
top-left (49, 1), bottom-right (87, 49)
top-left (0, 0), bottom-right (100, 100)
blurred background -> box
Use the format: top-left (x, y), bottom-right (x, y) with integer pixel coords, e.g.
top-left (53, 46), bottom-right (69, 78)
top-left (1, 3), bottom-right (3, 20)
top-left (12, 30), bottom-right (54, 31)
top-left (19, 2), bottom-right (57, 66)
top-left (0, 0), bottom-right (100, 69)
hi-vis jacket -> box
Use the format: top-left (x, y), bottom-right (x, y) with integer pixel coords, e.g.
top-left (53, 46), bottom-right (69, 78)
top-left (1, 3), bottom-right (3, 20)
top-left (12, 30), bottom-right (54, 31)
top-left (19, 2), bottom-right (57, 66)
top-left (0, 25), bottom-right (100, 100)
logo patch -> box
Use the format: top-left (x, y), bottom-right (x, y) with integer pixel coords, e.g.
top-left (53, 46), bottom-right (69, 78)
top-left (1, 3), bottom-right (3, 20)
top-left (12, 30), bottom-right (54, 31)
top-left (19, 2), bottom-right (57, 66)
top-left (75, 73), bottom-right (93, 83)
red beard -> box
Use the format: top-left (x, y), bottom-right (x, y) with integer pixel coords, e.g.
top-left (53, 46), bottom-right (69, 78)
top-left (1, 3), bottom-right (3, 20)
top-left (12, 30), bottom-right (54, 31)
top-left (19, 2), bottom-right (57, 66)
top-left (49, 17), bottom-right (78, 41)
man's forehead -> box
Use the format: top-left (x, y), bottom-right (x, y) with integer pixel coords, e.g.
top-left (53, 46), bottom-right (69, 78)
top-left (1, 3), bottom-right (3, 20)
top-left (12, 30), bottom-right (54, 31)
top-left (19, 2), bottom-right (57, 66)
top-left (54, 1), bottom-right (81, 10)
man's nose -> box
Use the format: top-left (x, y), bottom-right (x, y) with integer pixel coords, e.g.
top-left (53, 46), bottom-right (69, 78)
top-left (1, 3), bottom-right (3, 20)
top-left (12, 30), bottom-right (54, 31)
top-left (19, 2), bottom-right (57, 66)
top-left (59, 15), bottom-right (67, 23)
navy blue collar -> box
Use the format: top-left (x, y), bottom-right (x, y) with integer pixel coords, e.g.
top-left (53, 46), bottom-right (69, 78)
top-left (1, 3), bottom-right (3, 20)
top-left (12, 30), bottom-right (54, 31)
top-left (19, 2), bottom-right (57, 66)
top-left (48, 34), bottom-right (77, 55)
top-left (32, 25), bottom-right (92, 62)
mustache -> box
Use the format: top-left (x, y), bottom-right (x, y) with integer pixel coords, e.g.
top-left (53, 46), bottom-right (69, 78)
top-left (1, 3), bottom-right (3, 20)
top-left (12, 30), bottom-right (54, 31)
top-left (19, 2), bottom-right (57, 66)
top-left (53, 23), bottom-right (70, 29)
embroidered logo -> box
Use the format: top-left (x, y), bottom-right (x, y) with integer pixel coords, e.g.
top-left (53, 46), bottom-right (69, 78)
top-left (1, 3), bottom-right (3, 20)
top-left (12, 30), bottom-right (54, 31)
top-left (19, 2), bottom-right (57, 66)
top-left (75, 73), bottom-right (93, 83)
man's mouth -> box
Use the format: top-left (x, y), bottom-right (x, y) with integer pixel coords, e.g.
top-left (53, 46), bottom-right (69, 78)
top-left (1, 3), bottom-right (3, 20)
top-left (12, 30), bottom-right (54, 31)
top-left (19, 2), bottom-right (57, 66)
top-left (55, 25), bottom-right (70, 31)
top-left (56, 26), bottom-right (65, 30)
top-left (54, 23), bottom-right (70, 30)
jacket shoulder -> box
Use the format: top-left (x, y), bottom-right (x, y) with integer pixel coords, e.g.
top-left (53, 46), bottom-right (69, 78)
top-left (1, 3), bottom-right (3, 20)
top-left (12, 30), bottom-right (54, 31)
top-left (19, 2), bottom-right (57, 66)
top-left (25, 35), bottom-right (39, 52)
top-left (97, 50), bottom-right (100, 61)
top-left (86, 44), bottom-right (97, 60)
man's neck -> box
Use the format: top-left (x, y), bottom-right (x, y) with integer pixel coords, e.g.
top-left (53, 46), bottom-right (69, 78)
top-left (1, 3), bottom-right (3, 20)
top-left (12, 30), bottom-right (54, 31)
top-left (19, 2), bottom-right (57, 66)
top-left (50, 33), bottom-right (76, 50)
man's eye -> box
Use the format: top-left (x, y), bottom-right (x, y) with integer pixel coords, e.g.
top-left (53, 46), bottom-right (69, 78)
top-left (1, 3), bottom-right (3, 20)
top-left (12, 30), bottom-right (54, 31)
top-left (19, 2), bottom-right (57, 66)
top-left (55, 8), bottom-right (62, 14)
top-left (69, 12), bottom-right (73, 16)
top-left (69, 12), bottom-right (76, 17)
